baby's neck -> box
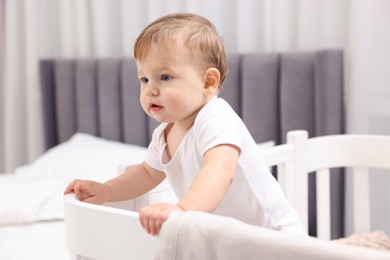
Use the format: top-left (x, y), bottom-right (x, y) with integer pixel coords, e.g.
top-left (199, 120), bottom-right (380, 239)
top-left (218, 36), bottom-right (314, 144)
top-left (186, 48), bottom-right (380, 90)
top-left (164, 122), bottom-right (192, 160)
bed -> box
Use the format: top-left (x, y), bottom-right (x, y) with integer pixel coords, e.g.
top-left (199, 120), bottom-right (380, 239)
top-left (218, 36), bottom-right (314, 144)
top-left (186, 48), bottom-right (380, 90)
top-left (0, 50), bottom-right (352, 259)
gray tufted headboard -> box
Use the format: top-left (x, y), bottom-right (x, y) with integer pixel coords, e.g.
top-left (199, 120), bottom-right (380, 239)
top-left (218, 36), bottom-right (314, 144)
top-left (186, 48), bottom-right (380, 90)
top-left (39, 49), bottom-right (344, 237)
top-left (40, 50), bottom-right (343, 148)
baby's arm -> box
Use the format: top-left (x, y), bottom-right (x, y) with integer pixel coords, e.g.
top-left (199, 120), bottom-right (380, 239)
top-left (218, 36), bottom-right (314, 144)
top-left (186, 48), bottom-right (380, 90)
top-left (139, 144), bottom-right (239, 235)
top-left (105, 162), bottom-right (165, 201)
top-left (178, 144), bottom-right (240, 211)
top-left (64, 162), bottom-right (165, 204)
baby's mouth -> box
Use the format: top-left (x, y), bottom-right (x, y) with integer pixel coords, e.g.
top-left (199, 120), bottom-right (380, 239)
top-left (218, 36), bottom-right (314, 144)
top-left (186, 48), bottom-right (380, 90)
top-left (150, 103), bottom-right (163, 111)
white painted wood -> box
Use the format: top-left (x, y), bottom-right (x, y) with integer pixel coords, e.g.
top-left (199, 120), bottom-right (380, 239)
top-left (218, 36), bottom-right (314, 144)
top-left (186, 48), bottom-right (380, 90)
top-left (287, 130), bottom-right (309, 233)
top-left (277, 160), bottom-right (295, 203)
top-left (316, 169), bottom-right (331, 240)
top-left (294, 131), bottom-right (390, 239)
top-left (352, 166), bottom-right (371, 234)
top-left (64, 194), bottom-right (159, 260)
top-left (261, 143), bottom-right (296, 202)
top-left (261, 144), bottom-right (294, 166)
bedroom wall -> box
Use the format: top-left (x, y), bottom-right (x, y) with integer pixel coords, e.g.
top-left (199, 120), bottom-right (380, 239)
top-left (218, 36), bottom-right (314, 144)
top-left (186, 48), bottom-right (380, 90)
top-left (1, 0), bottom-right (390, 237)
top-left (0, 0), bottom-right (4, 173)
top-left (343, 2), bottom-right (390, 236)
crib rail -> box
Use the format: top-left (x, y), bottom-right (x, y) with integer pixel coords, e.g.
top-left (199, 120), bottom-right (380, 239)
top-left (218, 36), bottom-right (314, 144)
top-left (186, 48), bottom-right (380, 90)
top-left (64, 193), bottom-right (159, 260)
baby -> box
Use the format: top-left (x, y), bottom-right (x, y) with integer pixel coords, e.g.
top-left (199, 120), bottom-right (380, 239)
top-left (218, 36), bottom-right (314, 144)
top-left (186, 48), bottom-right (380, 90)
top-left (64, 13), bottom-right (306, 237)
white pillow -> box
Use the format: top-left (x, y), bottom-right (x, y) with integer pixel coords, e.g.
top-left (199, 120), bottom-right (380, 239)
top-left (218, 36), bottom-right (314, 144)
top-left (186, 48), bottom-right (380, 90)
top-left (3, 133), bottom-right (173, 224)
top-left (14, 133), bottom-right (148, 184)
top-left (0, 179), bottom-right (64, 225)
top-left (14, 134), bottom-right (275, 184)
top-left (9, 135), bottom-right (273, 218)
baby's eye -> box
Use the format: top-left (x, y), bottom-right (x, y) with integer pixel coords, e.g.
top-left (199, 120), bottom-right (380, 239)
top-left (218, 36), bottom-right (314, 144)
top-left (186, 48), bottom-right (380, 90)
top-left (140, 77), bottom-right (149, 84)
top-left (160, 74), bottom-right (171, 81)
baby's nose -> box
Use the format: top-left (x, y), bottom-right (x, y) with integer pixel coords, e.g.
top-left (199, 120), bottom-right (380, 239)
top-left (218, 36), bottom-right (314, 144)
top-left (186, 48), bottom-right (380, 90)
top-left (147, 86), bottom-right (159, 96)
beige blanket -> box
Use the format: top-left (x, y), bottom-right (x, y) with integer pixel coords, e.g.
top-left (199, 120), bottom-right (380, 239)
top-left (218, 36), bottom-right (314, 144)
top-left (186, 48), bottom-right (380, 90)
top-left (156, 211), bottom-right (390, 260)
top-left (335, 231), bottom-right (390, 250)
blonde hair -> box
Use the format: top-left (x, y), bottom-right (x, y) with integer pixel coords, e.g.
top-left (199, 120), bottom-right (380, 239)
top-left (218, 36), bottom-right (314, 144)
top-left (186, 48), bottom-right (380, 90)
top-left (134, 13), bottom-right (227, 87)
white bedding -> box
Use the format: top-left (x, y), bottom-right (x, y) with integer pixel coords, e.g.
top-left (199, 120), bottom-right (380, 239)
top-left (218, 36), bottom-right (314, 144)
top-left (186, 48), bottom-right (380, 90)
top-left (0, 133), bottom-right (150, 260)
top-left (0, 221), bottom-right (68, 260)
top-left (0, 177), bottom-right (63, 226)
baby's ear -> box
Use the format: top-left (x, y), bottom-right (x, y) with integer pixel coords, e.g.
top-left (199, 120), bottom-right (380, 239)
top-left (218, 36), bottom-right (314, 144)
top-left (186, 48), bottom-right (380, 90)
top-left (204, 68), bottom-right (221, 95)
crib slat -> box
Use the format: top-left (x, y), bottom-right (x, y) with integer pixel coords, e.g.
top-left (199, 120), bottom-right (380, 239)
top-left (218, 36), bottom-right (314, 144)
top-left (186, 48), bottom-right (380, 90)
top-left (277, 161), bottom-right (295, 204)
top-left (353, 166), bottom-right (371, 234)
top-left (261, 144), bottom-right (295, 202)
top-left (316, 169), bottom-right (331, 240)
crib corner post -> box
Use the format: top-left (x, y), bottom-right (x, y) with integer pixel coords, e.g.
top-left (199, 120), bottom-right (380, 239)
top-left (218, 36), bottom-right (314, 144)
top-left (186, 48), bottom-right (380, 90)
top-left (287, 130), bottom-right (309, 233)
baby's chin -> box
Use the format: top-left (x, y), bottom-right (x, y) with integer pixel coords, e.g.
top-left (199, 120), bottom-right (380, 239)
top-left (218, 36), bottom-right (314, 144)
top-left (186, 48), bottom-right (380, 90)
top-left (148, 115), bottom-right (171, 124)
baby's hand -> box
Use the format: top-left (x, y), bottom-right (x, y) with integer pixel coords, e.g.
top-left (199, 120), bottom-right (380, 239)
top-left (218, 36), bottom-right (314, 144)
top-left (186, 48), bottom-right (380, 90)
top-left (139, 203), bottom-right (183, 236)
top-left (64, 179), bottom-right (111, 205)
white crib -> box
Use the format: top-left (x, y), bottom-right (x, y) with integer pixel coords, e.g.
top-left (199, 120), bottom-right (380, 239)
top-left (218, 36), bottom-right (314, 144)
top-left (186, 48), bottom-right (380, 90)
top-left (64, 177), bottom-right (177, 260)
top-left (64, 130), bottom-right (390, 259)
top-left (64, 195), bottom-right (158, 260)
top-left (263, 130), bottom-right (390, 240)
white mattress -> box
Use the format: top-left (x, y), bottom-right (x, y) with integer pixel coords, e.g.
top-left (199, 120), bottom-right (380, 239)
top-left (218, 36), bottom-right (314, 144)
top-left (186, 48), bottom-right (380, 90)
top-left (0, 173), bottom-right (67, 260)
top-left (0, 133), bottom-right (151, 260)
top-left (0, 221), bottom-right (68, 260)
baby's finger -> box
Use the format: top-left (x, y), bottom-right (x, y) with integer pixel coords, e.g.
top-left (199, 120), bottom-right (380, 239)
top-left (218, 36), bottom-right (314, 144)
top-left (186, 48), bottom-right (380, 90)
top-left (155, 217), bottom-right (164, 234)
top-left (74, 181), bottom-right (95, 198)
top-left (154, 209), bottom-right (172, 234)
top-left (80, 194), bottom-right (100, 204)
top-left (140, 207), bottom-right (159, 235)
top-left (73, 182), bottom-right (98, 202)
top-left (139, 206), bottom-right (150, 231)
top-left (63, 179), bottom-right (81, 194)
top-left (148, 214), bottom-right (158, 235)
top-left (73, 181), bottom-right (85, 195)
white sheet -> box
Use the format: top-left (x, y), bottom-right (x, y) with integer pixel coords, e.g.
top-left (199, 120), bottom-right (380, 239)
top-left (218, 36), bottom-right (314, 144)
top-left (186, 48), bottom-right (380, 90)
top-left (0, 221), bottom-right (68, 260)
top-left (0, 133), bottom-right (150, 223)
top-left (0, 174), bottom-right (67, 260)
top-left (0, 133), bottom-right (150, 260)
top-left (0, 176), bottom-right (64, 225)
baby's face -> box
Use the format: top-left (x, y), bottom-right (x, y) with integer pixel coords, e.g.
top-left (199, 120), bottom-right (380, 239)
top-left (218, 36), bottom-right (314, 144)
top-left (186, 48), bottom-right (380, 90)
top-left (136, 43), bottom-right (209, 128)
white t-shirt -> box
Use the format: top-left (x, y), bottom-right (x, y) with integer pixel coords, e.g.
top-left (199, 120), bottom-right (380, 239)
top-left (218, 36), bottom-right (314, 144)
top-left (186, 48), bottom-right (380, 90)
top-left (145, 97), bottom-right (306, 235)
